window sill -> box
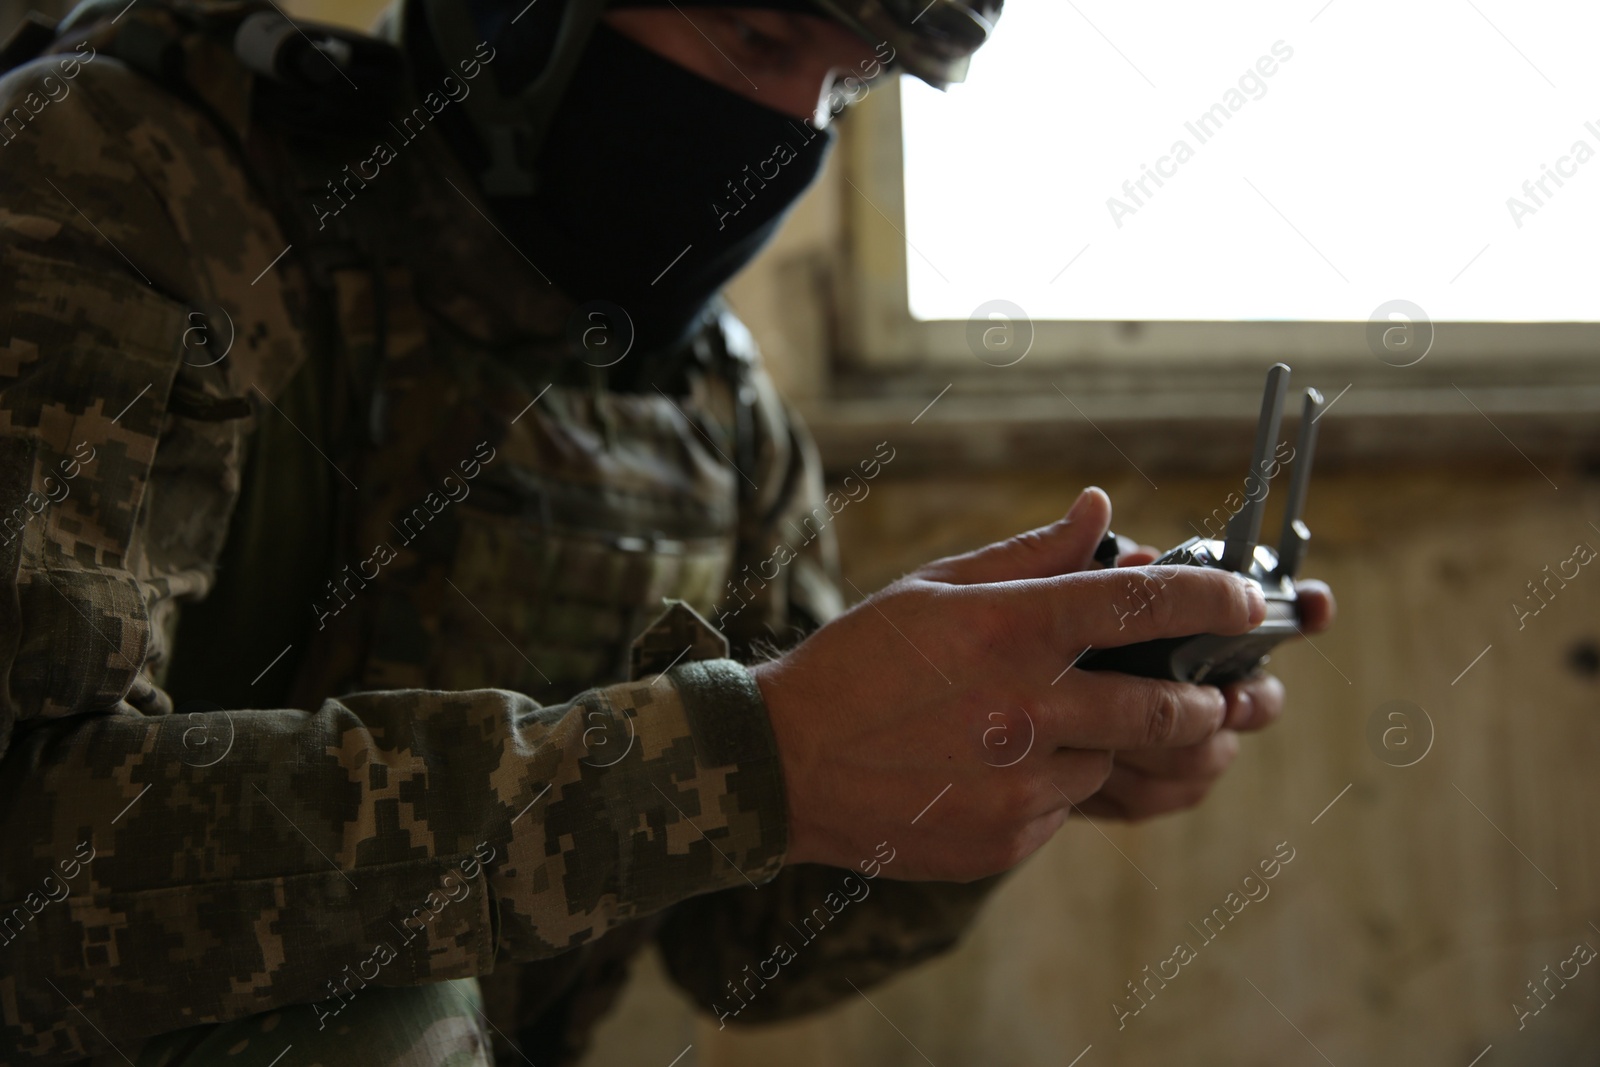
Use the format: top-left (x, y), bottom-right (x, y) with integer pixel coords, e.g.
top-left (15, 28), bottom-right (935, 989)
top-left (801, 376), bottom-right (1600, 478)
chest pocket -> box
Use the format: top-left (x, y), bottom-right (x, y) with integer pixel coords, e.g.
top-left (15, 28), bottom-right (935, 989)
top-left (290, 268), bottom-right (740, 704)
top-left (407, 385), bottom-right (739, 698)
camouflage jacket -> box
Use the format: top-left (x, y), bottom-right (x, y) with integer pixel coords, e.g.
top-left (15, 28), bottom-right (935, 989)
top-left (0, 2), bottom-right (998, 1063)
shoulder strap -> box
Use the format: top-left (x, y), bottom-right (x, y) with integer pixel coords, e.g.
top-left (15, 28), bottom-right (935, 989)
top-left (24, 0), bottom-right (406, 145)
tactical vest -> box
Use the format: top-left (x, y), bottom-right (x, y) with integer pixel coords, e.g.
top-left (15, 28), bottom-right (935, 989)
top-left (3, 0), bottom-right (767, 713)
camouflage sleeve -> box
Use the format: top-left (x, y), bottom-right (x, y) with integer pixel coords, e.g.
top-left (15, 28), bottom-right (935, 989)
top-left (0, 57), bottom-right (786, 1064)
top-left (655, 325), bottom-right (1005, 1024)
top-left (1, 664), bottom-right (788, 1063)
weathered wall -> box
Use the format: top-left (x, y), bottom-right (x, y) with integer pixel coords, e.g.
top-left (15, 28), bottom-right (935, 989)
top-left (586, 465), bottom-right (1600, 1067)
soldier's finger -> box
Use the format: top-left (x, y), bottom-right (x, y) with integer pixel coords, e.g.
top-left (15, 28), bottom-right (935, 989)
top-left (1114, 544), bottom-right (1162, 567)
top-left (1294, 580), bottom-right (1335, 634)
top-left (1221, 673), bottom-right (1284, 732)
top-left (1048, 565), bottom-right (1266, 650)
top-left (1108, 730), bottom-right (1241, 781)
top-left (922, 487), bottom-right (1110, 586)
top-left (1036, 670), bottom-right (1226, 752)
top-left (1082, 764), bottom-right (1217, 821)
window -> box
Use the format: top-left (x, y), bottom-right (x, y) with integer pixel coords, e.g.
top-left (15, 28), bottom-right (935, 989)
top-left (842, 0), bottom-right (1600, 381)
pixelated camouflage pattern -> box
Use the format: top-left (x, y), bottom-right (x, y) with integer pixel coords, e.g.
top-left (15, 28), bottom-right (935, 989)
top-left (0, 3), bottom-right (997, 1064)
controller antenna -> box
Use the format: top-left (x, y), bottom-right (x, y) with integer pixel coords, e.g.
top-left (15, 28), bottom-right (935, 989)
top-left (1220, 363), bottom-right (1290, 572)
top-left (1273, 387), bottom-right (1324, 582)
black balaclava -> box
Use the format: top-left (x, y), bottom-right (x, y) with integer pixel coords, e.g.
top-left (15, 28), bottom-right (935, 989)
top-left (411, 0), bottom-right (839, 354)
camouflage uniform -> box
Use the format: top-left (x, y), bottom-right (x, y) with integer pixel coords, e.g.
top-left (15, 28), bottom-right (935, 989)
top-left (0, 2), bottom-right (999, 1063)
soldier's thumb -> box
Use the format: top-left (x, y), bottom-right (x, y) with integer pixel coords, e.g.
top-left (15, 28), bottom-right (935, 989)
top-left (921, 487), bottom-right (1113, 585)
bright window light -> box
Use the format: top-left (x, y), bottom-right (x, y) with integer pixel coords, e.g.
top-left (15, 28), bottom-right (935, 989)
top-left (901, 0), bottom-right (1600, 322)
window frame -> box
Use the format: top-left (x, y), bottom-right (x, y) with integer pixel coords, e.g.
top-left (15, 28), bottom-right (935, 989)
top-left (834, 77), bottom-right (1600, 401)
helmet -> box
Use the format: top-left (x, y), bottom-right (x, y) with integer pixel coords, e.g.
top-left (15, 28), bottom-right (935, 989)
top-left (811, 0), bottom-right (1000, 89)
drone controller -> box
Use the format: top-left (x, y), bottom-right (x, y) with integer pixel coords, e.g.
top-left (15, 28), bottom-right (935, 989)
top-left (1078, 363), bottom-right (1323, 687)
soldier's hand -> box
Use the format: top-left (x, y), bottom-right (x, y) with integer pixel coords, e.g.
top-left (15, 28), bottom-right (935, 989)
top-left (1069, 551), bottom-right (1336, 821)
top-left (748, 487), bottom-right (1267, 882)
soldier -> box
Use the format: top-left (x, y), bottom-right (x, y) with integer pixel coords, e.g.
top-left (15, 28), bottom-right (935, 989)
top-left (0, 1), bottom-right (1333, 1064)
